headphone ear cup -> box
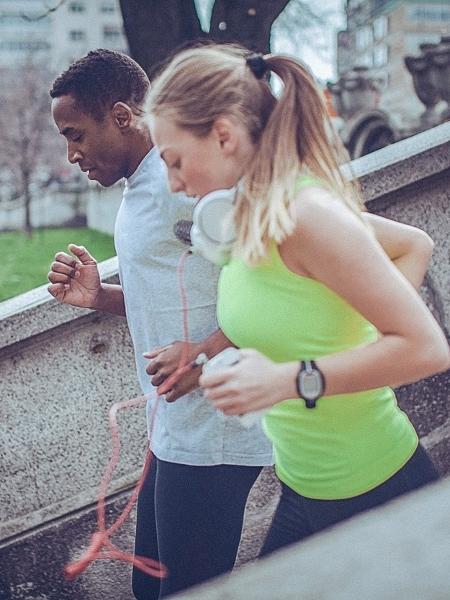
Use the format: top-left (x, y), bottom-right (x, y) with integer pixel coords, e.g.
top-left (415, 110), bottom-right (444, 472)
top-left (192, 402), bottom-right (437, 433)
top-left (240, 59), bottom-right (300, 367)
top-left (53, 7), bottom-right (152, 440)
top-left (194, 189), bottom-right (236, 244)
top-left (191, 188), bottom-right (236, 265)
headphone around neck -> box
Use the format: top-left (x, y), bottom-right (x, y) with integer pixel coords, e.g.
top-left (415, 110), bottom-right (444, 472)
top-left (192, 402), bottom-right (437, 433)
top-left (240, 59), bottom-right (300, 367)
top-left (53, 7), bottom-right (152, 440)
top-left (174, 187), bottom-right (237, 266)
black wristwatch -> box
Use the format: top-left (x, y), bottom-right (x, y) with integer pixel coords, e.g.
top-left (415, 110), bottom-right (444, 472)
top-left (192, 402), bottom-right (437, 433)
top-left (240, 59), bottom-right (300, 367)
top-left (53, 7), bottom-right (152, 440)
top-left (295, 360), bottom-right (325, 409)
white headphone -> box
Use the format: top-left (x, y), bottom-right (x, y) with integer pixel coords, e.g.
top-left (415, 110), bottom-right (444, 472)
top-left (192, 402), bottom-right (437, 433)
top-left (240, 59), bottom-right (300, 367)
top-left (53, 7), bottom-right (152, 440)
top-left (174, 187), bottom-right (237, 266)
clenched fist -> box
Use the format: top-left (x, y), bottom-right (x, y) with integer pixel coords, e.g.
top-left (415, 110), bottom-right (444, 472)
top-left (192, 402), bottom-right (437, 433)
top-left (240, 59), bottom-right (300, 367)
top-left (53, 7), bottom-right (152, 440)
top-left (48, 244), bottom-right (101, 308)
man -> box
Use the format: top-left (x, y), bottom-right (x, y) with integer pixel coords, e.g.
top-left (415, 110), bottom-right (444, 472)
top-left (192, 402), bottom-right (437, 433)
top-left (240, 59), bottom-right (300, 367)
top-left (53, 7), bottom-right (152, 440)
top-left (48, 49), bottom-right (273, 599)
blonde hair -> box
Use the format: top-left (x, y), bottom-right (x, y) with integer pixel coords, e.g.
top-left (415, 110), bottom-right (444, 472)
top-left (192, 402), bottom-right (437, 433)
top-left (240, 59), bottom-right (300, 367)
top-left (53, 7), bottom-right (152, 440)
top-left (148, 44), bottom-right (363, 264)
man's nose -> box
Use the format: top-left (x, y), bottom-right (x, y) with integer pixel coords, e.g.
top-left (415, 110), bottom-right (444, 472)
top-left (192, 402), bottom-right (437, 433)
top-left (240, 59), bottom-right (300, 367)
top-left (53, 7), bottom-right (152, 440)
top-left (68, 146), bottom-right (82, 164)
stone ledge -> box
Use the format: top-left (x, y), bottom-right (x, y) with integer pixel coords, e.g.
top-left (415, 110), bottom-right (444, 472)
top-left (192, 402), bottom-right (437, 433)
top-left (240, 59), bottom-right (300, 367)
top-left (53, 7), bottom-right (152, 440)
top-left (175, 476), bottom-right (450, 600)
top-left (347, 121), bottom-right (450, 201)
top-left (0, 467), bottom-right (142, 544)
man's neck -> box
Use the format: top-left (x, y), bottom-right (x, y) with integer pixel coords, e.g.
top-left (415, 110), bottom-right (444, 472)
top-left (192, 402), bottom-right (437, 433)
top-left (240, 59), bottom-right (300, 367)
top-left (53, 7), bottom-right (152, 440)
top-left (126, 128), bottom-right (154, 178)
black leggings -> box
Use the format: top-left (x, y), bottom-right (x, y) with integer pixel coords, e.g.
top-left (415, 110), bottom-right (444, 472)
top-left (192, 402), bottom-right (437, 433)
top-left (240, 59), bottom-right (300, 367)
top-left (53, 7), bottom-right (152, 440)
top-left (261, 444), bottom-right (439, 557)
top-left (132, 456), bottom-right (262, 599)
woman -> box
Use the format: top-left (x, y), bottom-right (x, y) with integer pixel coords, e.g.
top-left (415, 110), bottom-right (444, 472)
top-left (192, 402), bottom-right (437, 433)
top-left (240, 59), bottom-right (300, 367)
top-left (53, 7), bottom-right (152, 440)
top-left (146, 44), bottom-right (450, 555)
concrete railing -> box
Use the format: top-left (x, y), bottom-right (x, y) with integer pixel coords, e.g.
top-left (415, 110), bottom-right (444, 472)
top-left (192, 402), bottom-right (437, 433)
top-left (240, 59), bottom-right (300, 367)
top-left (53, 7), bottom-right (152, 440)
top-left (0, 259), bottom-right (143, 542)
top-left (1, 122), bottom-right (449, 599)
top-left (175, 476), bottom-right (450, 600)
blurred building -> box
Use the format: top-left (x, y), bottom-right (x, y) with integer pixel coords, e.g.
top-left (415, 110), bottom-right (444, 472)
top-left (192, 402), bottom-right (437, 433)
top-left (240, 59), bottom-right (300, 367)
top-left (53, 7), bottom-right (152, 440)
top-left (337, 0), bottom-right (450, 128)
top-left (0, 0), bottom-right (127, 71)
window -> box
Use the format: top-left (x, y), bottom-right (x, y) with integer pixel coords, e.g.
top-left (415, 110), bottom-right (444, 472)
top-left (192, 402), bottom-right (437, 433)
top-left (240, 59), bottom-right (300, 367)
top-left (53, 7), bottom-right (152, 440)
top-left (373, 15), bottom-right (388, 41)
top-left (69, 1), bottom-right (85, 12)
top-left (100, 2), bottom-right (116, 13)
top-left (0, 40), bottom-right (50, 51)
top-left (103, 26), bottom-right (121, 42)
top-left (69, 30), bottom-right (86, 41)
top-left (408, 6), bottom-right (450, 22)
top-left (356, 26), bottom-right (373, 51)
top-left (373, 43), bottom-right (388, 67)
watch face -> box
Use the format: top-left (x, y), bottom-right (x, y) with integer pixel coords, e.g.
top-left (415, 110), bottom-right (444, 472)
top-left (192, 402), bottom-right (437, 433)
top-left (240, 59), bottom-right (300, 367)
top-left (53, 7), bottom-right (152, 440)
top-left (299, 371), bottom-right (322, 401)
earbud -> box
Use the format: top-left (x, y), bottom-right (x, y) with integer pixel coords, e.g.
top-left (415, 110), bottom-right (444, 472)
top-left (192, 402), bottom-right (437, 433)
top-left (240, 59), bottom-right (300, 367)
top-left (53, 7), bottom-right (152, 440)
top-left (173, 220), bottom-right (193, 246)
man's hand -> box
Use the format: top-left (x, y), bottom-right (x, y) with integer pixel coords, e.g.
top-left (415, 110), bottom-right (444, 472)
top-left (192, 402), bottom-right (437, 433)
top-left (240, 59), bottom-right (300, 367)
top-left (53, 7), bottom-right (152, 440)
top-left (48, 244), bottom-right (101, 308)
top-left (144, 341), bottom-right (203, 403)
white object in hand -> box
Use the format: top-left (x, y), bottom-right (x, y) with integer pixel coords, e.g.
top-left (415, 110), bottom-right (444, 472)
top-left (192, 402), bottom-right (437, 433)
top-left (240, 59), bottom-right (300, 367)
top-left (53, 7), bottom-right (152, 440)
top-left (202, 348), bottom-right (267, 428)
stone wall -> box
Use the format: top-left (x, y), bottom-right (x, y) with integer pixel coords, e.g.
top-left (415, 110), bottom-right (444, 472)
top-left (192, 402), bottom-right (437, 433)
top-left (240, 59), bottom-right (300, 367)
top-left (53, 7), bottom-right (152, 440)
top-left (0, 259), bottom-right (143, 542)
top-left (0, 122), bottom-right (449, 599)
top-left (0, 189), bottom-right (86, 231)
top-left (352, 121), bottom-right (450, 475)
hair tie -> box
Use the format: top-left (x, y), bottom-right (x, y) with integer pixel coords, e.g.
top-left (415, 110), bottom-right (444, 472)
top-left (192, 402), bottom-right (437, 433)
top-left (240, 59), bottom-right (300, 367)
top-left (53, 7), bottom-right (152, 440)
top-left (246, 53), bottom-right (268, 79)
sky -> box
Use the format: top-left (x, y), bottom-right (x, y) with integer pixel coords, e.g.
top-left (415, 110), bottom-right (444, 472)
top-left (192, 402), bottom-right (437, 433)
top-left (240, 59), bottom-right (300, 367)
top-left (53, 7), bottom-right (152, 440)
top-left (194, 0), bottom-right (346, 84)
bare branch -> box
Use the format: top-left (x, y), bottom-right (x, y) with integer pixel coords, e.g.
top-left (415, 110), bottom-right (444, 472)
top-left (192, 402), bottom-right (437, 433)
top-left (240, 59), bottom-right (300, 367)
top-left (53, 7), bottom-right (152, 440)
top-left (272, 0), bottom-right (336, 62)
top-left (21, 0), bottom-right (68, 22)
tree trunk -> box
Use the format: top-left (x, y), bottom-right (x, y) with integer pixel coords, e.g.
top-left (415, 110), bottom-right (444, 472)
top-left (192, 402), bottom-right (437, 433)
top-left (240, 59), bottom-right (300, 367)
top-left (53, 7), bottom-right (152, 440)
top-left (119, 0), bottom-right (291, 78)
top-left (119, 0), bottom-right (204, 77)
top-left (23, 175), bottom-right (32, 238)
top-left (209, 0), bottom-right (290, 54)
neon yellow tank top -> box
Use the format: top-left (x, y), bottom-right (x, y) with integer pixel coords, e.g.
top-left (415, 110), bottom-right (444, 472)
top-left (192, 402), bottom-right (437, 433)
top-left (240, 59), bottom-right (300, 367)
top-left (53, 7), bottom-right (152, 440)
top-left (217, 181), bottom-right (418, 500)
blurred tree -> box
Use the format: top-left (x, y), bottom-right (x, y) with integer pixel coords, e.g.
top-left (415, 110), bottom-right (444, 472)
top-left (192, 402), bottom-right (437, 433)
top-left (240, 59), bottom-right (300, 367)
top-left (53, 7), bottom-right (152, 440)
top-left (0, 62), bottom-right (65, 236)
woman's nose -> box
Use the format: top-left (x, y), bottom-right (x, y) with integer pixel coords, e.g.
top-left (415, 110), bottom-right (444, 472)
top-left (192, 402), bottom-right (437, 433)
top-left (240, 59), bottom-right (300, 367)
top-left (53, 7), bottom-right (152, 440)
top-left (169, 174), bottom-right (185, 193)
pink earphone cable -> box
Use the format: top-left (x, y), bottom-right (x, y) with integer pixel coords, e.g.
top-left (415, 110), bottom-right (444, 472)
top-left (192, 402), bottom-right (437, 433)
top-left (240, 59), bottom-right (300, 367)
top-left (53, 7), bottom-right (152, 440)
top-left (64, 250), bottom-right (194, 581)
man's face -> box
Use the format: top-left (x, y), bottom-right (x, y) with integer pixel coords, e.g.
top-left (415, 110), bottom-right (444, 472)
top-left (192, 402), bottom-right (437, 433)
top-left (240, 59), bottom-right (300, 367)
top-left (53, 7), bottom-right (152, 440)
top-left (51, 94), bottom-right (129, 187)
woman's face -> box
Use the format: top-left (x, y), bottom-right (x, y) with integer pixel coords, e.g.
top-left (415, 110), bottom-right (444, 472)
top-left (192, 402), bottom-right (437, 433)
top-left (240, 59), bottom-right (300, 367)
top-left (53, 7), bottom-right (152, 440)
top-left (150, 114), bottom-right (252, 198)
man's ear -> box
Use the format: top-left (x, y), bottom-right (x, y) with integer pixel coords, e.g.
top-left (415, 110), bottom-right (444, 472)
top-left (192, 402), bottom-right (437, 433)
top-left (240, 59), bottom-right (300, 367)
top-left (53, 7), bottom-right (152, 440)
top-left (111, 102), bottom-right (133, 129)
top-left (212, 116), bottom-right (239, 155)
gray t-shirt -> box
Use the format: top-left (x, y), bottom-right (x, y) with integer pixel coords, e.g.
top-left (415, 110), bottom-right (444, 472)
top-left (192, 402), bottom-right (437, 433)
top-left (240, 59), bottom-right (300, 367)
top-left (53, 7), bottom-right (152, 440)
top-left (114, 147), bottom-right (273, 466)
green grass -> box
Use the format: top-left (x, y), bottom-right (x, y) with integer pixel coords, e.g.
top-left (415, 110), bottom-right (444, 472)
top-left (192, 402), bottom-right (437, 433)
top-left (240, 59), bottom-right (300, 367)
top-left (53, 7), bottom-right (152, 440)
top-left (0, 228), bottom-right (116, 302)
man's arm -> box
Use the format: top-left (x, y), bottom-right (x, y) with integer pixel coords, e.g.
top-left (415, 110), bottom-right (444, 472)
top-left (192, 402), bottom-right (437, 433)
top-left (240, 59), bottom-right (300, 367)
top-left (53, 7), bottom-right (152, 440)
top-left (144, 329), bottom-right (233, 402)
top-left (48, 243), bottom-right (126, 316)
top-left (92, 283), bottom-right (126, 316)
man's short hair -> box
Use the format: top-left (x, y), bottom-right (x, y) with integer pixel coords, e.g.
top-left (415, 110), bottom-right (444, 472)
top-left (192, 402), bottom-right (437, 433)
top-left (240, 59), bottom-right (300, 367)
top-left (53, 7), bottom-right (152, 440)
top-left (50, 49), bottom-right (150, 121)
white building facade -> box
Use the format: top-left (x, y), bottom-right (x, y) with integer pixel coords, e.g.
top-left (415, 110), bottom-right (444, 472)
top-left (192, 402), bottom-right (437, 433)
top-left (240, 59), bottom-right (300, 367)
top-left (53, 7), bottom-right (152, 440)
top-left (0, 0), bottom-right (128, 70)
top-left (337, 0), bottom-right (450, 128)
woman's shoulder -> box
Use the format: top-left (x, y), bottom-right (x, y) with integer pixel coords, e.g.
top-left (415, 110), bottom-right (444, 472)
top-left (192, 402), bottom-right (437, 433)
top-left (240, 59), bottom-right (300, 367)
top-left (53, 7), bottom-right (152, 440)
top-left (287, 186), bottom-right (367, 261)
top-left (293, 182), bottom-right (345, 223)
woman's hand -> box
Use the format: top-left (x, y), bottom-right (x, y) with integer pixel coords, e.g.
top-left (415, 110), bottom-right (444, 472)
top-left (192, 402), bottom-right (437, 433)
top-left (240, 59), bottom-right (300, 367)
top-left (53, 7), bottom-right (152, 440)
top-left (363, 212), bottom-right (434, 291)
top-left (200, 349), bottom-right (295, 415)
